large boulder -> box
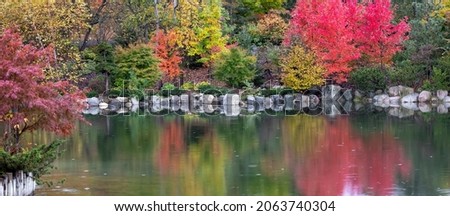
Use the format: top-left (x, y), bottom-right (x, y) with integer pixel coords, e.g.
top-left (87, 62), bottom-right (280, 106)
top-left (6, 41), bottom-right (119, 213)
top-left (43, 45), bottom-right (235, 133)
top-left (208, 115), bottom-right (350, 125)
top-left (398, 85), bottom-right (414, 97)
top-left (87, 97), bottom-right (100, 106)
top-left (418, 91), bottom-right (432, 103)
top-left (203, 94), bottom-right (215, 104)
top-left (322, 85), bottom-right (342, 101)
top-left (388, 86), bottom-right (400, 97)
top-left (401, 93), bottom-right (419, 103)
top-left (437, 90), bottom-right (448, 101)
top-left (223, 94), bottom-right (240, 106)
top-left (284, 94), bottom-right (294, 110)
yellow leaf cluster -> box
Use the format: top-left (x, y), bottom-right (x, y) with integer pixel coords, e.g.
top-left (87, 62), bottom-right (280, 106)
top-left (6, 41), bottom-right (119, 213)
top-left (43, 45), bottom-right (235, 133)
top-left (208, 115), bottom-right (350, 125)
top-left (281, 45), bottom-right (325, 91)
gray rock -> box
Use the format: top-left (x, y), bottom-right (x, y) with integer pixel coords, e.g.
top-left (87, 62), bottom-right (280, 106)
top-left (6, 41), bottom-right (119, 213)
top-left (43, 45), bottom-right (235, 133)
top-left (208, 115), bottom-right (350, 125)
top-left (342, 89), bottom-right (353, 101)
top-left (264, 97), bottom-right (273, 109)
top-left (398, 85), bottom-right (414, 96)
top-left (151, 102), bottom-right (162, 113)
top-left (191, 93), bottom-right (204, 104)
top-left (171, 95), bottom-right (180, 106)
top-left (309, 95), bottom-right (320, 107)
top-left (444, 96), bottom-right (450, 103)
top-left (180, 94), bottom-right (189, 105)
top-left (224, 105), bottom-right (240, 116)
top-left (87, 107), bottom-right (100, 115)
top-left (223, 94), bottom-right (240, 106)
top-left (151, 95), bottom-right (161, 104)
top-left (204, 104), bottom-right (215, 113)
top-left (389, 96), bottom-right (401, 105)
top-left (255, 96), bottom-right (264, 107)
top-left (247, 105), bottom-right (255, 113)
top-left (437, 104), bottom-right (448, 114)
top-left (271, 95), bottom-right (284, 105)
top-left (171, 102), bottom-right (180, 112)
top-left (322, 85), bottom-right (342, 101)
top-left (374, 94), bottom-right (389, 103)
top-left (131, 105), bottom-right (139, 113)
top-left (203, 94), bottom-right (215, 104)
top-left (247, 95), bottom-right (255, 105)
top-left (374, 101), bottom-right (390, 108)
top-left (375, 90), bottom-right (383, 95)
top-left (418, 103), bottom-right (431, 113)
top-left (324, 104), bottom-right (341, 116)
top-left (161, 97), bottom-right (171, 109)
top-left (446, 103), bottom-right (450, 109)
top-left (418, 91), bottom-right (432, 102)
top-left (354, 90), bottom-right (364, 98)
top-left (343, 101), bottom-right (353, 113)
top-left (437, 90), bottom-right (448, 100)
top-left (180, 102), bottom-right (189, 113)
top-left (99, 102), bottom-right (108, 110)
top-left (116, 97), bottom-right (128, 103)
top-left (388, 107), bottom-right (414, 118)
top-left (402, 102), bottom-right (419, 111)
top-left (388, 86), bottom-right (400, 97)
top-left (131, 97), bottom-right (139, 106)
top-left (284, 94), bottom-right (294, 110)
top-left (87, 97), bottom-right (100, 106)
top-left (125, 102), bottom-right (132, 108)
top-left (401, 93), bottom-right (419, 103)
top-left (117, 108), bottom-right (128, 114)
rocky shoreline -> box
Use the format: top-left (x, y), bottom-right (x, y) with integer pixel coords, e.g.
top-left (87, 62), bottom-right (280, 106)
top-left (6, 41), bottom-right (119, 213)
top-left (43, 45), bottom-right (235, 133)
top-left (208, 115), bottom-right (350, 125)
top-left (82, 85), bottom-right (450, 117)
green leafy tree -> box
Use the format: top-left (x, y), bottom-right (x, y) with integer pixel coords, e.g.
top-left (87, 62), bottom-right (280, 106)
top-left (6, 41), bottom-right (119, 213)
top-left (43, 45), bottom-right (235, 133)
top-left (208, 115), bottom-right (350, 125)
top-left (213, 47), bottom-right (256, 87)
top-left (280, 45), bottom-right (324, 91)
top-left (113, 44), bottom-right (161, 91)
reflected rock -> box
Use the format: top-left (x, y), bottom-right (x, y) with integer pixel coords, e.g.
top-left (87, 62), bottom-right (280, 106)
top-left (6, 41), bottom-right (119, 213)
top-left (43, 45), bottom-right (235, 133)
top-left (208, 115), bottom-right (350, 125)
top-left (224, 105), bottom-right (240, 116)
top-left (389, 96), bottom-right (401, 105)
top-left (444, 96), bottom-right (450, 103)
top-left (247, 105), bottom-right (255, 113)
top-left (388, 107), bottom-right (414, 118)
top-left (130, 105), bottom-right (139, 113)
top-left (437, 104), bottom-right (448, 114)
top-left (204, 104), bottom-right (215, 114)
top-left (374, 94), bottom-right (389, 103)
top-left (418, 103), bottom-right (431, 113)
top-left (151, 95), bottom-right (161, 104)
top-left (88, 107), bottom-right (100, 115)
top-left (401, 93), bottom-right (419, 103)
top-left (171, 102), bottom-right (180, 112)
top-left (401, 102), bottom-right (419, 111)
top-left (264, 97), bottom-right (273, 109)
top-left (151, 103), bottom-right (162, 113)
top-left (116, 108), bottom-right (128, 114)
top-left (437, 90), bottom-right (448, 100)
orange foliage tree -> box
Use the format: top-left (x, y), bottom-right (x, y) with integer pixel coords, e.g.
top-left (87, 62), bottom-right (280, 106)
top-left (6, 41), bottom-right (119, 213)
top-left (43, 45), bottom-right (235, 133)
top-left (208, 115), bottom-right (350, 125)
top-left (150, 29), bottom-right (182, 82)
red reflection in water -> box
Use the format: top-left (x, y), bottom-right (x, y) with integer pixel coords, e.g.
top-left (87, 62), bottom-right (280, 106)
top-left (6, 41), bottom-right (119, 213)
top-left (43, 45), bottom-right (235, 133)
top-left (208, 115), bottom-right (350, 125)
top-left (154, 120), bottom-right (185, 174)
top-left (293, 117), bottom-right (411, 195)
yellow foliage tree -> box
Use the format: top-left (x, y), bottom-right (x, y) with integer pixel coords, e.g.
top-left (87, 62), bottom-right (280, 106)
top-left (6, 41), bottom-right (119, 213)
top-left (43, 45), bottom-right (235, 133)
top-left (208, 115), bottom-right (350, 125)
top-left (280, 45), bottom-right (325, 91)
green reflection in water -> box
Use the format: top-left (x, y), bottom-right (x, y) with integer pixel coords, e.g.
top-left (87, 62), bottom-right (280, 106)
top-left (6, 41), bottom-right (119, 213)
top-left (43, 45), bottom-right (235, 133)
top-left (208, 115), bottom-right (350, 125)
top-left (30, 112), bottom-right (450, 196)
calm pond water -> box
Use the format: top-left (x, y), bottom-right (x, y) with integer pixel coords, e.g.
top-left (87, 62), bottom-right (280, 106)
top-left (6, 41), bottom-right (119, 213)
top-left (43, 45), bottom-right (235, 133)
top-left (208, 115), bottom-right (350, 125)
top-left (33, 111), bottom-right (450, 196)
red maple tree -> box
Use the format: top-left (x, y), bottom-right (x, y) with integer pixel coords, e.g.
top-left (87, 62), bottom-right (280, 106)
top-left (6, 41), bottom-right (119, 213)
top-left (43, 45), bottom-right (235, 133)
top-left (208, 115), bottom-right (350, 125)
top-left (0, 28), bottom-right (86, 153)
top-left (285, 0), bottom-right (409, 83)
top-left (150, 30), bottom-right (182, 81)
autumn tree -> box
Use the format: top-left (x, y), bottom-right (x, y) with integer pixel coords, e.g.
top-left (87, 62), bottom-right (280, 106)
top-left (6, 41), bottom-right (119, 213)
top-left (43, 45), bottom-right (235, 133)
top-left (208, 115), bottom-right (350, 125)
top-left (0, 28), bottom-right (85, 154)
top-left (281, 45), bottom-right (325, 91)
top-left (151, 29), bottom-right (182, 82)
top-left (0, 1), bottom-right (90, 81)
top-left (174, 0), bottom-right (227, 66)
top-left (285, 0), bottom-right (409, 83)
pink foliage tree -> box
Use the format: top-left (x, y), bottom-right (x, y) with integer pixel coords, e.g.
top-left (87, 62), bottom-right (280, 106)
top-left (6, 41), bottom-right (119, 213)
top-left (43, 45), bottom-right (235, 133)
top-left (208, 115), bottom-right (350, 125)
top-left (0, 28), bottom-right (86, 154)
top-left (285, 0), bottom-right (409, 83)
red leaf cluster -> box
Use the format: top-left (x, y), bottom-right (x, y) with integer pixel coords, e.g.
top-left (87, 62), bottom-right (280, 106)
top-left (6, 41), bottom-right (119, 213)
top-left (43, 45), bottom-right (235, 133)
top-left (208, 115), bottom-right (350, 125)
top-left (285, 0), bottom-right (409, 83)
top-left (150, 30), bottom-right (182, 81)
top-left (0, 28), bottom-right (86, 144)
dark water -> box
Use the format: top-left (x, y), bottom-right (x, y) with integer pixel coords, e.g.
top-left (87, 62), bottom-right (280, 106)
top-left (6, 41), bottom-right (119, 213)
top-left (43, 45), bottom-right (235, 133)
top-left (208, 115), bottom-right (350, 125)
top-left (32, 112), bottom-right (450, 196)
